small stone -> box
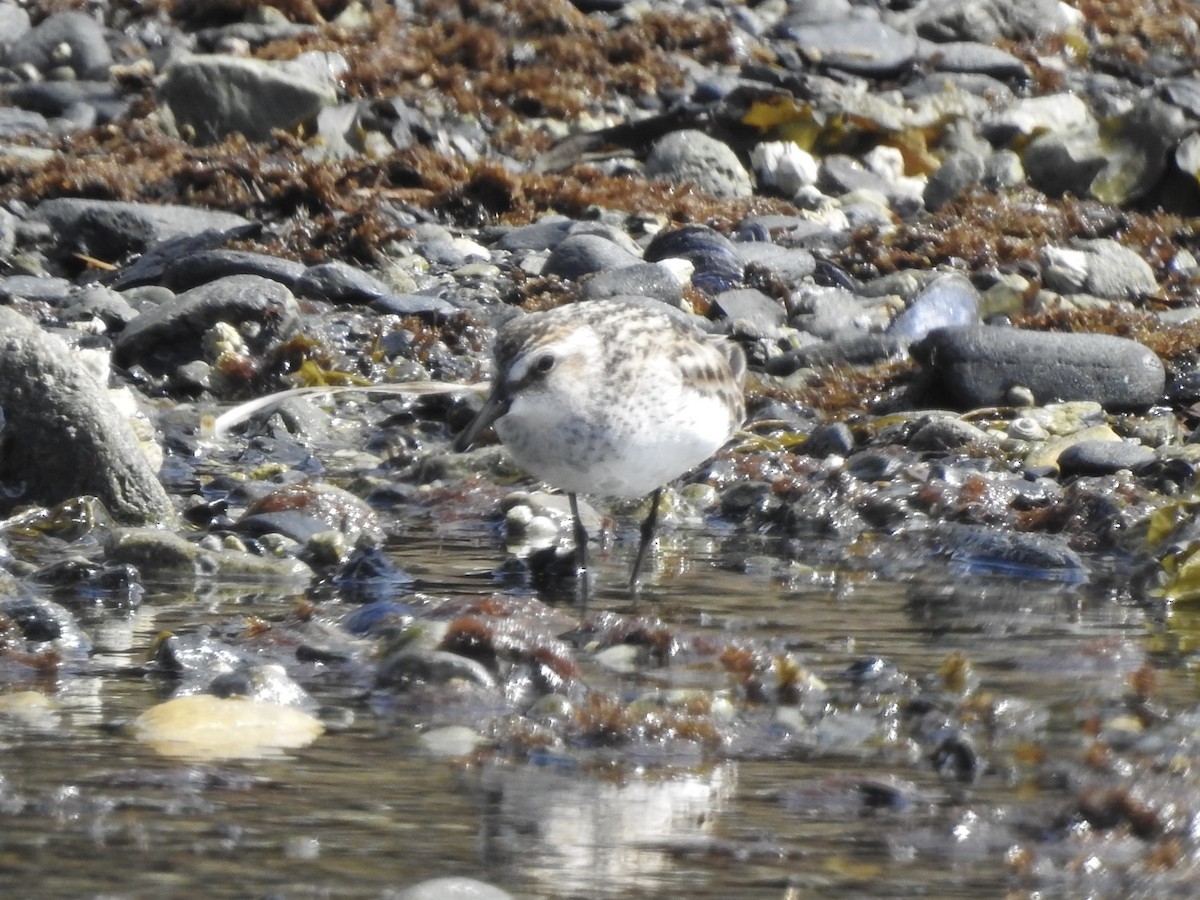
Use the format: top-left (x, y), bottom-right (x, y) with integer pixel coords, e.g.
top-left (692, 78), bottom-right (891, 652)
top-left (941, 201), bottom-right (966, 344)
top-left (644, 130), bottom-right (753, 199)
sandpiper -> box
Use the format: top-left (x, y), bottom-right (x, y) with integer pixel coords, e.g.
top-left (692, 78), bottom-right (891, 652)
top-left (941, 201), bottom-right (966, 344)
top-left (454, 298), bottom-right (745, 591)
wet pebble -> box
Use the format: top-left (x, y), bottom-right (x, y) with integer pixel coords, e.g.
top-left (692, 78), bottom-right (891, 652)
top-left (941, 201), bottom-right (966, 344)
top-left (1057, 440), bottom-right (1157, 477)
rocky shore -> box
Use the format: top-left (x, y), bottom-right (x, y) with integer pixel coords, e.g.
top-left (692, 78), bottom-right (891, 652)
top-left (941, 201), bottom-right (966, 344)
top-left (2, 0), bottom-right (1200, 896)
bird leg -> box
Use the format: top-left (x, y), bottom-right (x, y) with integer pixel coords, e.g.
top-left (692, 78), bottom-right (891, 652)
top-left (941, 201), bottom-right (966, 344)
top-left (568, 492), bottom-right (589, 577)
top-left (628, 487), bottom-right (662, 593)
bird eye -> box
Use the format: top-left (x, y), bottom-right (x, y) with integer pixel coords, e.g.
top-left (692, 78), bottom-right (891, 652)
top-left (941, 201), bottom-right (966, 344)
top-left (533, 354), bottom-right (555, 374)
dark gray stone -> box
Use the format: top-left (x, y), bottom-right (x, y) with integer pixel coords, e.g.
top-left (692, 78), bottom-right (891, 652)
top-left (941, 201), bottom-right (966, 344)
top-left (61, 285), bottom-right (139, 329)
top-left (0, 107), bottom-right (48, 139)
top-left (294, 261), bottom-right (389, 304)
top-left (488, 218), bottom-right (573, 252)
top-left (113, 274), bottom-right (300, 371)
top-left (804, 421), bottom-right (856, 457)
top-left (0, 307), bottom-right (173, 525)
top-left (913, 325), bottom-right (1166, 409)
top-left (735, 242), bottom-right (817, 284)
top-left (898, 0), bottom-right (1066, 42)
top-left (163, 250), bottom-right (307, 292)
top-left (10, 81), bottom-right (128, 124)
top-left (35, 198), bottom-right (252, 265)
top-left (542, 233), bottom-right (640, 280)
top-left (110, 228), bottom-right (259, 290)
top-left (1057, 439), bottom-right (1156, 476)
top-left (581, 262), bottom-right (684, 304)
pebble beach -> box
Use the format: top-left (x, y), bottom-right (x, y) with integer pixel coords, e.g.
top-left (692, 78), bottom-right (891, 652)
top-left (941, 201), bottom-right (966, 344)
top-left (3, 0), bottom-right (1200, 896)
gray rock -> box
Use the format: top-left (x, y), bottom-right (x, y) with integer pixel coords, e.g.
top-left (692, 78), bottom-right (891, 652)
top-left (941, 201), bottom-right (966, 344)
top-left (1023, 100), bottom-right (1187, 204)
top-left (643, 130), bottom-right (753, 199)
top-left (376, 649), bottom-right (497, 691)
top-left (913, 325), bottom-right (1166, 410)
top-left (804, 421), bottom-right (856, 457)
top-left (818, 155), bottom-right (894, 198)
top-left (61, 285), bottom-right (139, 329)
top-left (888, 273), bottom-right (981, 340)
top-left (1040, 239), bottom-right (1157, 299)
top-left (542, 233), bottom-right (640, 279)
top-left (909, 414), bottom-right (997, 450)
top-left (35, 198), bottom-right (252, 263)
top-left (163, 249), bottom-right (307, 292)
top-left (160, 53), bottom-right (339, 144)
top-left (924, 151), bottom-right (985, 210)
top-left (981, 149), bottom-right (1025, 190)
top-left (0, 208), bottom-right (14, 261)
top-left (110, 228), bottom-right (259, 290)
top-left (791, 287), bottom-right (870, 340)
top-left (735, 241), bottom-right (818, 284)
top-left (113, 274), bottom-right (300, 371)
top-left (1057, 440), bottom-right (1156, 476)
top-left (295, 260), bottom-right (390, 304)
top-left (780, 19), bottom-right (919, 77)
top-left (106, 528), bottom-right (312, 582)
top-left (370, 293), bottom-right (458, 320)
top-left (6, 11), bottom-right (112, 79)
top-left (918, 40), bottom-right (1030, 81)
top-left (981, 93), bottom-right (1092, 142)
top-left (1164, 77), bottom-right (1200, 119)
top-left (0, 107), bottom-right (49, 139)
top-left (581, 262), bottom-right (684, 304)
top-left (0, 275), bottom-right (73, 303)
top-left (897, 0), bottom-right (1067, 42)
top-left (0, 3), bottom-right (31, 59)
top-left (713, 288), bottom-right (785, 338)
top-left (488, 218), bottom-right (573, 252)
top-left (10, 81), bottom-right (128, 125)
top-left (0, 307), bottom-right (174, 525)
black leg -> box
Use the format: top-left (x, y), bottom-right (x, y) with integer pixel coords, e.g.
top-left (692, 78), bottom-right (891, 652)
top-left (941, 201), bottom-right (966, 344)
top-left (568, 493), bottom-right (588, 576)
top-left (629, 487), bottom-right (662, 592)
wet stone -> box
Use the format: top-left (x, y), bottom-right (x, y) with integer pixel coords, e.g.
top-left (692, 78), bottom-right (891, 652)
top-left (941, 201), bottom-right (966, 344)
top-left (0, 307), bottom-right (174, 525)
top-left (112, 274), bottom-right (300, 372)
top-left (1057, 440), bottom-right (1157, 477)
top-left (804, 421), bottom-right (856, 458)
top-left (295, 260), bottom-right (390, 304)
top-left (162, 249), bottom-right (307, 292)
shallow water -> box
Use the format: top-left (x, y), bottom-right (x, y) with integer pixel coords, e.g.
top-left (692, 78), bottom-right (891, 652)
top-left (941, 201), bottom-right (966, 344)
top-left (0, 523), bottom-right (1189, 899)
